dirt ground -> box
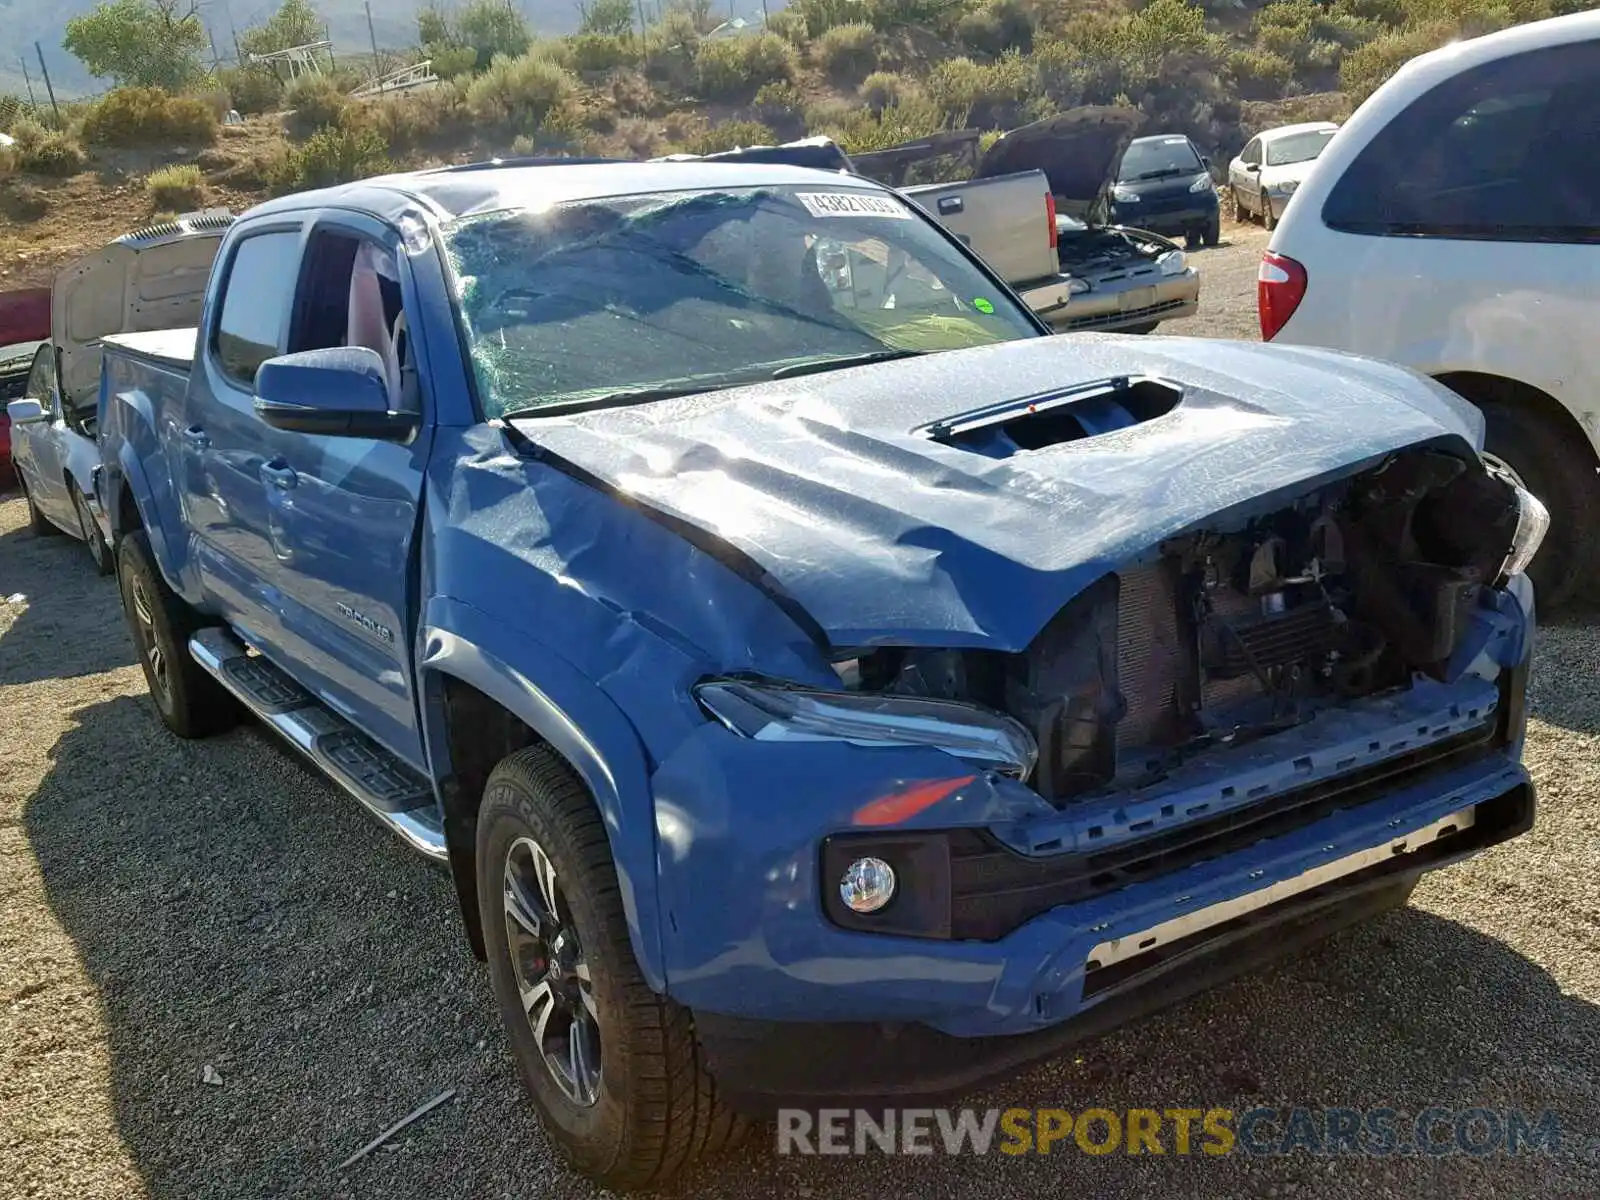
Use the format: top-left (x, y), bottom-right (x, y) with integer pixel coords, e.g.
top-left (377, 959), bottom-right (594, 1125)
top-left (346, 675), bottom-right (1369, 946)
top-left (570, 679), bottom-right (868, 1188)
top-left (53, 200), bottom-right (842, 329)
top-left (2, 225), bottom-right (1598, 1199)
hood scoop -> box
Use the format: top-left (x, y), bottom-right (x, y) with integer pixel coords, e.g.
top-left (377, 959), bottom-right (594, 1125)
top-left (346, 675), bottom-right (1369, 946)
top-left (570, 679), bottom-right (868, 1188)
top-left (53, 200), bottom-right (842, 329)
top-left (917, 376), bottom-right (1181, 458)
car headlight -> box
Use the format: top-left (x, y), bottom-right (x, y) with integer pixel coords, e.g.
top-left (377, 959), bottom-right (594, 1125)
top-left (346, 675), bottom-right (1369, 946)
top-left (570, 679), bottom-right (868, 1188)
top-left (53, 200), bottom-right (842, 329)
top-left (1111, 186), bottom-right (1139, 203)
top-left (694, 678), bottom-right (1038, 777)
top-left (1490, 476), bottom-right (1551, 583)
top-left (1271, 179), bottom-right (1299, 196)
top-left (1189, 174), bottom-right (1215, 194)
top-left (1157, 249), bottom-right (1187, 276)
top-left (1067, 276), bottom-right (1091, 295)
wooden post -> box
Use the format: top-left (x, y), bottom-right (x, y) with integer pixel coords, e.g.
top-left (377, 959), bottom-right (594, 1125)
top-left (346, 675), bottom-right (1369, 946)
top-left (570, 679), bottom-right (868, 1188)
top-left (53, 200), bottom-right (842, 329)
top-left (19, 55), bottom-right (38, 110)
top-left (35, 43), bottom-right (59, 124)
top-left (365, 0), bottom-right (382, 74)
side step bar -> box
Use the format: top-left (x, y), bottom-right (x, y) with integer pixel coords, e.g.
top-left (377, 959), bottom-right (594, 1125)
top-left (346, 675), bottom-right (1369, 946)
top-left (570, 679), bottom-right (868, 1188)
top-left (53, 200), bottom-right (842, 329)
top-left (189, 627), bottom-right (448, 863)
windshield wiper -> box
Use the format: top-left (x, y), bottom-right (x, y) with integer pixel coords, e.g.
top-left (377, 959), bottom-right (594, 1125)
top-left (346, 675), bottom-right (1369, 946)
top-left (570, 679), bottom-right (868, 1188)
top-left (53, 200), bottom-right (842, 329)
top-left (499, 381), bottom-right (731, 421)
top-left (770, 348), bottom-right (924, 380)
top-left (1132, 167), bottom-right (1185, 181)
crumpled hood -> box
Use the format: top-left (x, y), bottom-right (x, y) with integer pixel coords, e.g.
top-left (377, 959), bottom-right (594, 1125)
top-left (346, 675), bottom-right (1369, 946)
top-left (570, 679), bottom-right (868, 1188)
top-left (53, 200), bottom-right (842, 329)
top-left (514, 335), bottom-right (1483, 652)
top-left (977, 106), bottom-right (1145, 217)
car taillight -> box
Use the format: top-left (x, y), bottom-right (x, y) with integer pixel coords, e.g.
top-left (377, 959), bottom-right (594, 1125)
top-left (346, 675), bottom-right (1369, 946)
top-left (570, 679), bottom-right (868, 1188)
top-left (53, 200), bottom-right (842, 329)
top-left (1258, 250), bottom-right (1307, 341)
top-left (1045, 192), bottom-right (1058, 251)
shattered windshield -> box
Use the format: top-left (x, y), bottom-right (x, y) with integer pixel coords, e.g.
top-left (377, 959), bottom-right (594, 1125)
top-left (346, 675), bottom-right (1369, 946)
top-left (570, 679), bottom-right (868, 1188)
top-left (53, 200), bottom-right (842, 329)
top-left (441, 185), bottom-right (1038, 419)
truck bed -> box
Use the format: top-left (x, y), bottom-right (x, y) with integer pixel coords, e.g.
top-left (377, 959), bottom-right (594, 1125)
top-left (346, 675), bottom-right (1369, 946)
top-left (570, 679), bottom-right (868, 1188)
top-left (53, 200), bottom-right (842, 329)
top-left (103, 328), bottom-right (198, 371)
top-left (901, 170), bottom-right (1059, 289)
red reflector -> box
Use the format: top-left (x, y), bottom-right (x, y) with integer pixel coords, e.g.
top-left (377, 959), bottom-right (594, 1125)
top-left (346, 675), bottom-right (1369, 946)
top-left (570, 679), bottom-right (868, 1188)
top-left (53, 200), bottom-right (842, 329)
top-left (1257, 250), bottom-right (1308, 341)
top-left (1045, 192), bottom-right (1058, 251)
top-left (853, 776), bottom-right (976, 827)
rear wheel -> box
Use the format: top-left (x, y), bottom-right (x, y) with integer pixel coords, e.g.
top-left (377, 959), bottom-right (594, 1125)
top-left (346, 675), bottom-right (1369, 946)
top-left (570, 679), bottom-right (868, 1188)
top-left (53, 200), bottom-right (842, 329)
top-left (71, 482), bottom-right (112, 576)
top-left (1477, 401), bottom-right (1598, 610)
top-left (117, 529), bottom-right (240, 737)
top-left (1263, 198), bottom-right (1278, 231)
top-left (478, 747), bottom-right (745, 1188)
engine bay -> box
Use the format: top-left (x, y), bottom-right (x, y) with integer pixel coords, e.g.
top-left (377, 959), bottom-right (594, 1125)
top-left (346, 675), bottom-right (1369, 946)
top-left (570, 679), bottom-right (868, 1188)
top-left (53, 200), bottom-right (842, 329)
top-left (1056, 223), bottom-right (1175, 277)
top-left (839, 447), bottom-right (1524, 805)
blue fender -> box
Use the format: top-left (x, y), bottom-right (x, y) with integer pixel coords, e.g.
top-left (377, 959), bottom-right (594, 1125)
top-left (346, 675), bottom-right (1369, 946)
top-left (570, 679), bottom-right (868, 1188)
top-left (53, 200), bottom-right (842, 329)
top-left (112, 439), bottom-right (178, 575)
top-left (419, 595), bottom-right (667, 992)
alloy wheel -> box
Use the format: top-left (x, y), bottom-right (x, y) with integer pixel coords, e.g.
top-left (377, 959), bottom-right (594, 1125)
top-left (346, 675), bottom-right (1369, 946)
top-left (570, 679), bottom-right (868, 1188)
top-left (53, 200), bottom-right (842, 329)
top-left (129, 574), bottom-right (168, 702)
top-left (75, 488), bottom-right (107, 570)
top-left (503, 834), bottom-right (602, 1107)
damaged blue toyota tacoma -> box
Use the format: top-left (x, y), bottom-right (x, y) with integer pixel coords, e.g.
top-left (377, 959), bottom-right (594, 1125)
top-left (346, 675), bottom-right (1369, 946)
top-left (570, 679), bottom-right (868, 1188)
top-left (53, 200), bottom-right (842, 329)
top-left (94, 159), bottom-right (1546, 1187)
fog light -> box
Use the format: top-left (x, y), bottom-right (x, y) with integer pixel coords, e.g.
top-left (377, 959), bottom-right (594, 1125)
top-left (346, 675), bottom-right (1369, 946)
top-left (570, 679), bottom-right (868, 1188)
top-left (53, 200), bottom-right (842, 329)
top-left (840, 857), bottom-right (896, 914)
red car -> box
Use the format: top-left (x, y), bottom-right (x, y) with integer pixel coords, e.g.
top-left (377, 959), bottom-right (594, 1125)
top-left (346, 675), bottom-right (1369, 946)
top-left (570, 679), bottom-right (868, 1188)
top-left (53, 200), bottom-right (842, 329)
top-left (0, 287), bottom-right (51, 491)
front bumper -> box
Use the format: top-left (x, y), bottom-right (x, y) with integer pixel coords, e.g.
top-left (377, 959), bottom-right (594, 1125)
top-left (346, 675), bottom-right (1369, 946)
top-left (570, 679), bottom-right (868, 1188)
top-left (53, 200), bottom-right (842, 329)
top-left (1021, 269), bottom-right (1200, 333)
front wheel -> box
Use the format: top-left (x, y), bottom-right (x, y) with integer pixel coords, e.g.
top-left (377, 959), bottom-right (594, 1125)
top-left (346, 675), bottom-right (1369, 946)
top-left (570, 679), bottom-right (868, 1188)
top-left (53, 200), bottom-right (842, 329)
top-left (1203, 213), bottom-right (1221, 247)
top-left (477, 747), bottom-right (745, 1188)
top-left (71, 482), bottom-right (112, 576)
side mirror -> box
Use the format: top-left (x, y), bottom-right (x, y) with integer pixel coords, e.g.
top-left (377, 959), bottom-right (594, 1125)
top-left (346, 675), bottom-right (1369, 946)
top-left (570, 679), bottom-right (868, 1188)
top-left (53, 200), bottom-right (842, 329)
top-left (1246, 163), bottom-right (1261, 173)
top-left (253, 347), bottom-right (416, 440)
top-left (1201, 155), bottom-right (1212, 168)
top-left (6, 398), bottom-right (45, 424)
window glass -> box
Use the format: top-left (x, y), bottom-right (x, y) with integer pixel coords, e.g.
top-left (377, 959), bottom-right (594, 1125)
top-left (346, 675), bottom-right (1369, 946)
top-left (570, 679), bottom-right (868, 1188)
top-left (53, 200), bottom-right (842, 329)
top-left (213, 230), bottom-right (301, 386)
top-left (1263, 129), bottom-right (1336, 166)
top-left (1322, 40), bottom-right (1600, 241)
top-left (1241, 140), bottom-right (1261, 166)
top-left (23, 344), bottom-right (57, 410)
top-left (1118, 137), bottom-right (1203, 181)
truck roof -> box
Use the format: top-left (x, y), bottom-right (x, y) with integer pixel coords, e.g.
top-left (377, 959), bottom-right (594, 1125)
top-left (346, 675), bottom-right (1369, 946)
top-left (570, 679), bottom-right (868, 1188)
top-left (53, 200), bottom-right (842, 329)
top-left (243, 159), bottom-right (891, 225)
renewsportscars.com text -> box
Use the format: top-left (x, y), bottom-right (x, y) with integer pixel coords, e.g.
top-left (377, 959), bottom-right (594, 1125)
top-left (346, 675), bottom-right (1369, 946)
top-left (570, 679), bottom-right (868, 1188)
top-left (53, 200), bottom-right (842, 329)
top-left (777, 1106), bottom-right (1562, 1158)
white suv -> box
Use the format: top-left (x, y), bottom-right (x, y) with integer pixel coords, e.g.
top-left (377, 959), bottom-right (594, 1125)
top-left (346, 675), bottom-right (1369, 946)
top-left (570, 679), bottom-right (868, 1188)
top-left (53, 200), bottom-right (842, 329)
top-left (1259, 12), bottom-right (1600, 608)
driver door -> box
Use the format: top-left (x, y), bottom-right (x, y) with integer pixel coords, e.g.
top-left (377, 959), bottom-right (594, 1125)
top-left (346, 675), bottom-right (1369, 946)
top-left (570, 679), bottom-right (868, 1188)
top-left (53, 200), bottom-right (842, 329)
top-left (12, 344), bottom-right (72, 527)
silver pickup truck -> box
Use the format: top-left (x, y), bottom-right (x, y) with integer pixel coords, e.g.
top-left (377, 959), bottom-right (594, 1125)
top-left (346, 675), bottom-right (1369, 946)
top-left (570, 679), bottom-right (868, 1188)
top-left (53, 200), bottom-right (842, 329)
top-left (676, 109), bottom-right (1200, 335)
top-left (856, 109), bottom-right (1202, 334)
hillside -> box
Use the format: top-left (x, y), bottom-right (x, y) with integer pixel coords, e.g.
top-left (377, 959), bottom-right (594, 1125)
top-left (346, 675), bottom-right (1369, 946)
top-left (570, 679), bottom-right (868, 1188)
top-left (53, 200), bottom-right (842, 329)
top-left (0, 0), bottom-right (778, 98)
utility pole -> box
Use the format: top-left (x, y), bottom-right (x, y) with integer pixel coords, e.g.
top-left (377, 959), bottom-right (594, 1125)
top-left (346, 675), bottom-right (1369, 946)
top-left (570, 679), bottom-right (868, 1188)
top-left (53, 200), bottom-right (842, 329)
top-left (35, 43), bottom-right (59, 124)
top-left (19, 55), bottom-right (38, 109)
top-left (364, 0), bottom-right (381, 74)
top-left (206, 23), bottom-right (224, 73)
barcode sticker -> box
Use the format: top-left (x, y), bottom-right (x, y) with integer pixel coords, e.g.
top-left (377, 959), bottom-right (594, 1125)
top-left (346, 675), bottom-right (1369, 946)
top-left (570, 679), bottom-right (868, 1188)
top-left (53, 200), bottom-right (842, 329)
top-left (795, 192), bottom-right (912, 219)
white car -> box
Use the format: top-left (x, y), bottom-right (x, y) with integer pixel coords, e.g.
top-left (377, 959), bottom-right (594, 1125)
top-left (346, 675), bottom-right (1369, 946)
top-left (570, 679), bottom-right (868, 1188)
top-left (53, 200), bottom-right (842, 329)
top-left (1258, 11), bottom-right (1599, 608)
top-left (1227, 122), bottom-right (1339, 230)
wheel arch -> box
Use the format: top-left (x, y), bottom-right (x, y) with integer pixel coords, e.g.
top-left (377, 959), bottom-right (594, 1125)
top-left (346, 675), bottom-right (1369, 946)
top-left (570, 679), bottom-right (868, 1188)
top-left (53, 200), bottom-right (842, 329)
top-left (1433, 370), bottom-right (1600, 470)
top-left (418, 606), bottom-right (665, 992)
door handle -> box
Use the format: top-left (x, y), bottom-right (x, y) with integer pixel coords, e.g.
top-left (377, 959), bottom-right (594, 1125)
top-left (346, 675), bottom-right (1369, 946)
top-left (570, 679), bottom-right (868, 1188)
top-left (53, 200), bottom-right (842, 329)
top-left (260, 460), bottom-right (298, 490)
top-left (182, 425), bottom-right (210, 449)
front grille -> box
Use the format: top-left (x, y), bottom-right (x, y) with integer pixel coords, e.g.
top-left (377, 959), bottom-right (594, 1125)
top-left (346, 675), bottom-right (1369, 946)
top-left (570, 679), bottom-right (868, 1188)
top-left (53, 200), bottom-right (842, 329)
top-left (1114, 564), bottom-right (1186, 751)
top-left (1067, 297), bottom-right (1189, 331)
top-left (948, 722), bottom-right (1499, 940)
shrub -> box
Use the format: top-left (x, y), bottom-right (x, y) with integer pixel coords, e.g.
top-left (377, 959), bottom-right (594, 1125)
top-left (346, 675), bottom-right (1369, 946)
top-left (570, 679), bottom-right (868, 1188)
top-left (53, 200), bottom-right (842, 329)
top-left (428, 44), bottom-right (481, 80)
top-left (858, 70), bottom-right (916, 113)
top-left (694, 33), bottom-right (795, 100)
top-left (815, 23), bottom-right (879, 82)
top-left (145, 163), bottom-right (205, 208)
top-left (0, 180), bottom-right (51, 219)
top-left (754, 79), bottom-right (805, 121)
top-left (11, 119), bottom-right (87, 175)
top-left (567, 32), bottom-right (642, 73)
top-left (1340, 20), bottom-right (1459, 102)
top-left (604, 68), bottom-right (660, 116)
top-left (924, 52), bottom-right (1037, 127)
top-left (1228, 48), bottom-right (1294, 99)
top-left (676, 119), bottom-right (778, 155)
top-left (283, 76), bottom-right (348, 139)
top-left (345, 84), bottom-right (473, 154)
top-left (274, 126), bottom-right (390, 193)
top-left (955, 0), bottom-right (1035, 57)
top-left (81, 86), bottom-right (218, 147)
top-left (465, 52), bottom-right (579, 135)
top-left (766, 9), bottom-right (810, 47)
top-left (584, 115), bottom-right (664, 158)
top-left (792, 0), bottom-right (865, 38)
top-left (817, 96), bottom-right (949, 153)
top-left (219, 66), bottom-right (284, 115)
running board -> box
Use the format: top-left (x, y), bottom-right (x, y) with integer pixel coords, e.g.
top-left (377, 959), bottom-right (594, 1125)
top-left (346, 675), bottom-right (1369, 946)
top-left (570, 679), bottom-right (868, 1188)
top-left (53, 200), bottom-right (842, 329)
top-left (189, 627), bottom-right (448, 863)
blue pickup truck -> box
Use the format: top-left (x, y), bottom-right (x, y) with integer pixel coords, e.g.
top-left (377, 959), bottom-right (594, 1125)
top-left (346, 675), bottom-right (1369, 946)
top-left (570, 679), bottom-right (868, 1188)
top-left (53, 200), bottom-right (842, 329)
top-left (96, 158), bottom-right (1545, 1186)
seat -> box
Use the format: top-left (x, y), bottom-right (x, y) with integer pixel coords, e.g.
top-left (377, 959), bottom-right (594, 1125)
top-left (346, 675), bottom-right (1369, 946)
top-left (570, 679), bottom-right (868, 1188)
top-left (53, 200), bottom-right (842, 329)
top-left (346, 243), bottom-right (402, 407)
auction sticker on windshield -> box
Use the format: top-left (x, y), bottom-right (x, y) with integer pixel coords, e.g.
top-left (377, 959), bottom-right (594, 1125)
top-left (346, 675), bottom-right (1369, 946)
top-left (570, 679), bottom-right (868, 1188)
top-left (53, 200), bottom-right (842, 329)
top-left (796, 192), bottom-right (912, 219)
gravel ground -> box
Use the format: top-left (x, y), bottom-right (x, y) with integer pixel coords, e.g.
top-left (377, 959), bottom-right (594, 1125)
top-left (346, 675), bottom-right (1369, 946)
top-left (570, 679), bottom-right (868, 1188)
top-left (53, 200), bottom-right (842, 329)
top-left (3, 222), bottom-right (1598, 1199)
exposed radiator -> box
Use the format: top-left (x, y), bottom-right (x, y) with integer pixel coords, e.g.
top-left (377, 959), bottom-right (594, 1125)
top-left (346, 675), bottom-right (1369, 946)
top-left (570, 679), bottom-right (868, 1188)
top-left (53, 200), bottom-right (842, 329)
top-left (1115, 565), bottom-right (1188, 753)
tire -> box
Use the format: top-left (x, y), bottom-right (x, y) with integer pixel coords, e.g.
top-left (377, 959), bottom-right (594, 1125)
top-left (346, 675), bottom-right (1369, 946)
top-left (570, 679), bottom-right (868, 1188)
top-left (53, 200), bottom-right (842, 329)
top-left (117, 529), bottom-right (240, 738)
top-left (1263, 198), bottom-right (1277, 231)
top-left (71, 482), bottom-right (113, 576)
top-left (1203, 213), bottom-right (1221, 247)
top-left (1229, 185), bottom-right (1246, 221)
top-left (19, 476), bottom-right (61, 537)
top-left (1120, 321), bottom-right (1160, 335)
top-left (1477, 400), bottom-right (1599, 610)
top-left (1184, 229), bottom-right (1202, 250)
top-left (477, 747), bottom-right (746, 1188)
